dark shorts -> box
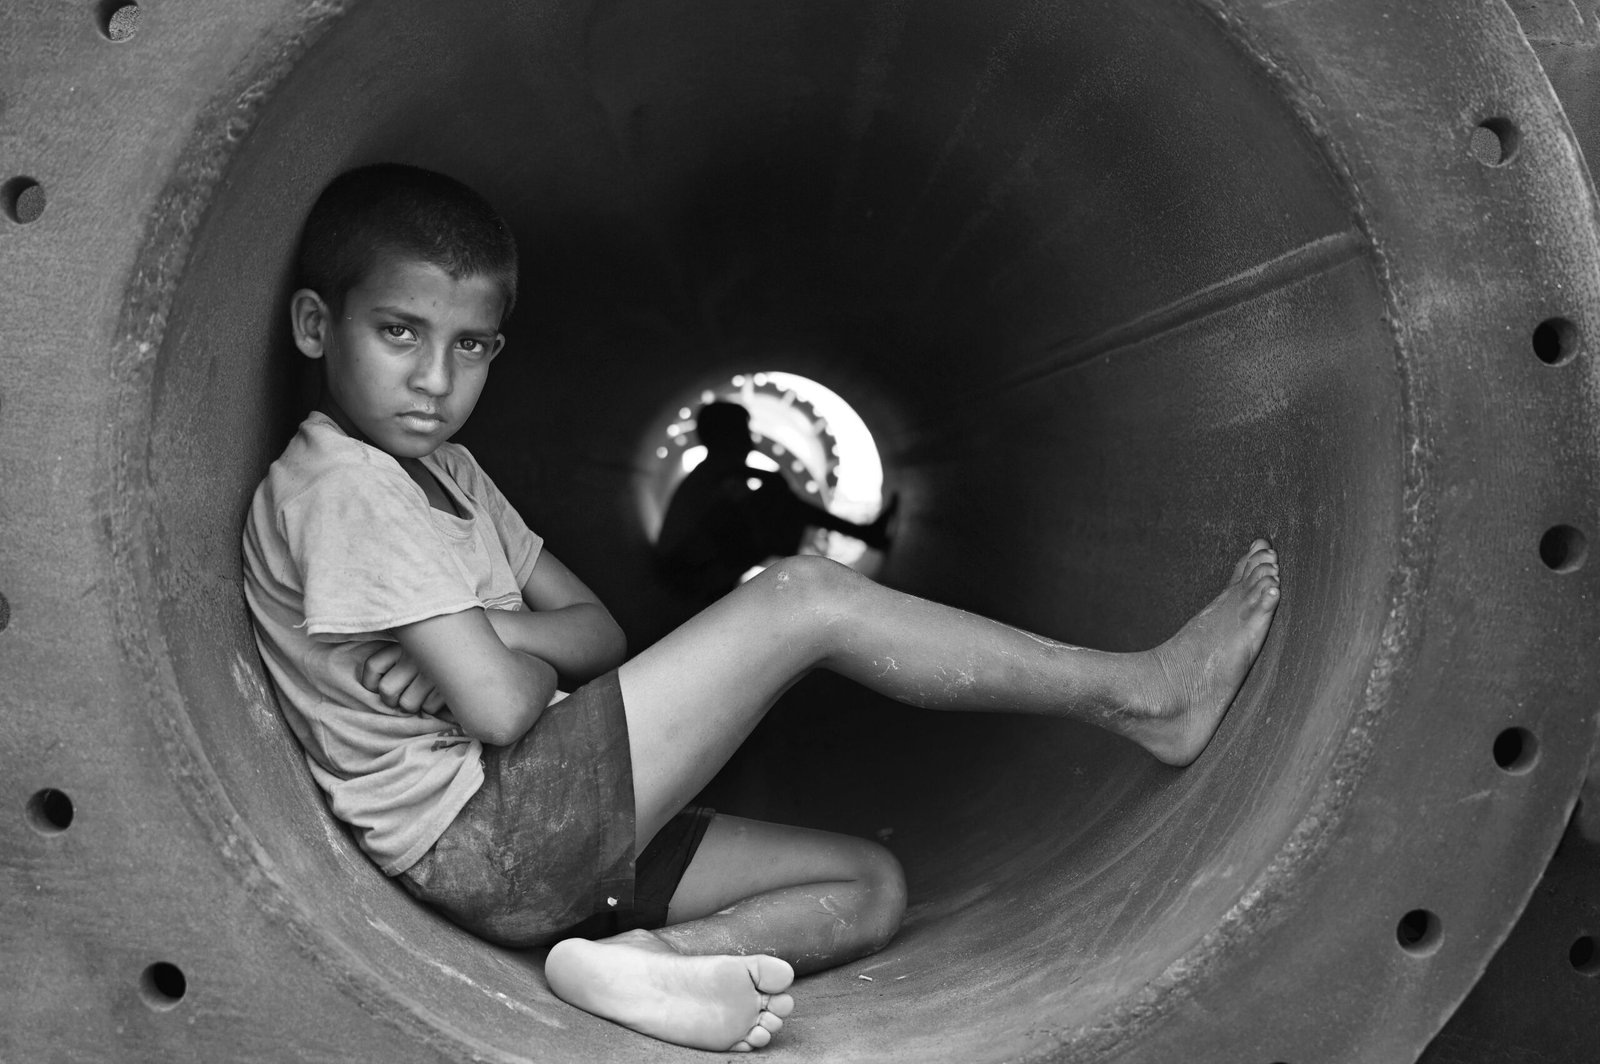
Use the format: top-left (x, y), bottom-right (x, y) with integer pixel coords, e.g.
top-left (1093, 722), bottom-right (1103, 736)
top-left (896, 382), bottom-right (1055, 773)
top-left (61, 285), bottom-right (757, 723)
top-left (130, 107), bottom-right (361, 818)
top-left (396, 670), bottom-right (714, 948)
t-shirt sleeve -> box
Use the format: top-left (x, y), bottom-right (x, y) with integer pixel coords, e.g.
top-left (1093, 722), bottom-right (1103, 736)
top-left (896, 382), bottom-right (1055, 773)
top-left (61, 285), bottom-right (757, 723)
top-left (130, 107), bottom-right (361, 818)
top-left (282, 464), bottom-right (482, 637)
top-left (451, 449), bottom-right (544, 587)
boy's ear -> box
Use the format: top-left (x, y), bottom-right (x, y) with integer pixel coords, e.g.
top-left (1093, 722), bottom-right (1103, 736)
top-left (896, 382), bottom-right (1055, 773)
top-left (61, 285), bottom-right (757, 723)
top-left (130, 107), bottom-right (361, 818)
top-left (489, 333), bottom-right (506, 360)
top-left (290, 288), bottom-right (331, 360)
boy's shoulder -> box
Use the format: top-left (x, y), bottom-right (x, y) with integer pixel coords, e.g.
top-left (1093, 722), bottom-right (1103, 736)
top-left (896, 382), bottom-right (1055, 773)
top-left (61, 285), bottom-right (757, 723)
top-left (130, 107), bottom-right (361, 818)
top-left (259, 412), bottom-right (412, 510)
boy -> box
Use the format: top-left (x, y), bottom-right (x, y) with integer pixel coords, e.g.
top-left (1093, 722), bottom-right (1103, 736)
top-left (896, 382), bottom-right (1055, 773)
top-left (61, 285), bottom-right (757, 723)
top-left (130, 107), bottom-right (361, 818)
top-left (242, 164), bottom-right (1281, 1054)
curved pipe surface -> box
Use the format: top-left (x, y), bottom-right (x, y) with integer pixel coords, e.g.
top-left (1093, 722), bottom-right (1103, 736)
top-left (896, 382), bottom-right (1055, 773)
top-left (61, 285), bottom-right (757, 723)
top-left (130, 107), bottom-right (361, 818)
top-left (2, 2), bottom-right (1598, 1062)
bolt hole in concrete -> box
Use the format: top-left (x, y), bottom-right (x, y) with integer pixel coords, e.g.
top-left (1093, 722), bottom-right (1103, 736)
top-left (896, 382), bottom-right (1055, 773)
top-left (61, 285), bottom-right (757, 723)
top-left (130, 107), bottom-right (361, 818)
top-left (97, 0), bottom-right (141, 41)
top-left (1532, 317), bottom-right (1579, 365)
top-left (139, 962), bottom-right (187, 1010)
top-left (1571, 935), bottom-right (1600, 976)
top-left (1, 177), bottom-right (45, 223)
top-left (1539, 524), bottom-right (1588, 572)
top-left (1396, 909), bottom-right (1443, 956)
top-left (25, 788), bottom-right (74, 834)
top-left (1491, 727), bottom-right (1538, 774)
top-left (1470, 117), bottom-right (1520, 166)
top-left (0, 590), bottom-right (9, 632)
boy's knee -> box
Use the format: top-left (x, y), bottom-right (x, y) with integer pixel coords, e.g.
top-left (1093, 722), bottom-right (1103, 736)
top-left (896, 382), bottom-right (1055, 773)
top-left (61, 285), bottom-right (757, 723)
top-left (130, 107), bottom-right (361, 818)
top-left (853, 840), bottom-right (907, 948)
top-left (758, 554), bottom-right (861, 607)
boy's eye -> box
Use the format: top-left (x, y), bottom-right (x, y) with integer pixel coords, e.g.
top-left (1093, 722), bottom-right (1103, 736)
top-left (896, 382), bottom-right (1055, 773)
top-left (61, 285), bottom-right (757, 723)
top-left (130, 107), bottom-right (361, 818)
top-left (382, 325), bottom-right (416, 342)
top-left (458, 338), bottom-right (486, 355)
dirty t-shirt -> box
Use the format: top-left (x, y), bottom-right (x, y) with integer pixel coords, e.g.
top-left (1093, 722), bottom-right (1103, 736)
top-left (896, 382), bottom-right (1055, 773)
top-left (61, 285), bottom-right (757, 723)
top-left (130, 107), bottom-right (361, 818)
top-left (242, 412), bottom-right (543, 875)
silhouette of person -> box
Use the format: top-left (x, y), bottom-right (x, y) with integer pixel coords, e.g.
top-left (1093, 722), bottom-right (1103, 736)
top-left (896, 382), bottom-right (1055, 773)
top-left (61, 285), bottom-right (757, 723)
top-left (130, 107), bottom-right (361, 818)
top-left (654, 401), bottom-right (895, 606)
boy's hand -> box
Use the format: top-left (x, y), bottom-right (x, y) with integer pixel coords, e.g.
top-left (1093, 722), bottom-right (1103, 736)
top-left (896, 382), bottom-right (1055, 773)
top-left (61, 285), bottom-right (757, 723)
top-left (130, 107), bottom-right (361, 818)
top-left (359, 643), bottom-right (447, 714)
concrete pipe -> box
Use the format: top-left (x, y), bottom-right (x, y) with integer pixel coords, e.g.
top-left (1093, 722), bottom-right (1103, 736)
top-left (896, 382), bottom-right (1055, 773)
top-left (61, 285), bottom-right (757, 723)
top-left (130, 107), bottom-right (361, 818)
top-left (4, 1), bottom-right (1598, 1061)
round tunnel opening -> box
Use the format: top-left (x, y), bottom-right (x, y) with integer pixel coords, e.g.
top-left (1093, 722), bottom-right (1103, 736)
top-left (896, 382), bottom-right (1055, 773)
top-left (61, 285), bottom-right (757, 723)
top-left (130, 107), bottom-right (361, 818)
top-left (137, 1), bottom-right (1425, 1059)
top-left (639, 369), bottom-right (888, 583)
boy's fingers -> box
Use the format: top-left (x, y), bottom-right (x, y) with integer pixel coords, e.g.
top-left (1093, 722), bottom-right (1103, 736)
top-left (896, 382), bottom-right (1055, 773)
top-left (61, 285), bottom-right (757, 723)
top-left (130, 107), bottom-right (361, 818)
top-left (359, 643), bottom-right (403, 689)
top-left (359, 645), bottom-right (439, 711)
top-left (421, 688), bottom-right (447, 713)
top-left (365, 643), bottom-right (402, 668)
top-left (397, 674), bottom-right (435, 713)
top-left (377, 661), bottom-right (419, 705)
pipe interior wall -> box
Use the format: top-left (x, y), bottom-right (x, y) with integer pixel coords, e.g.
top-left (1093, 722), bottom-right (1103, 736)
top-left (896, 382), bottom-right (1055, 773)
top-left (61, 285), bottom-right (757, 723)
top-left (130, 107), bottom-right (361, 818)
top-left (146, 1), bottom-right (1395, 1057)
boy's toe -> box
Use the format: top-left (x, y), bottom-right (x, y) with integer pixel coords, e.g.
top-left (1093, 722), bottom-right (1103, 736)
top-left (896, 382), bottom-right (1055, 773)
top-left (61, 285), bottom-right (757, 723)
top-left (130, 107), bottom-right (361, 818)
top-left (748, 955), bottom-right (795, 993)
top-left (1246, 559), bottom-right (1279, 583)
top-left (1249, 575), bottom-right (1281, 609)
top-left (1233, 540), bottom-right (1274, 581)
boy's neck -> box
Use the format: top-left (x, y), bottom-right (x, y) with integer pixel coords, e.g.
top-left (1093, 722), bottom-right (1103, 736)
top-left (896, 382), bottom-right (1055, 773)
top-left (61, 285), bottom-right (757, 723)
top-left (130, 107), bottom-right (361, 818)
top-left (397, 454), bottom-right (461, 516)
top-left (315, 400), bottom-right (459, 516)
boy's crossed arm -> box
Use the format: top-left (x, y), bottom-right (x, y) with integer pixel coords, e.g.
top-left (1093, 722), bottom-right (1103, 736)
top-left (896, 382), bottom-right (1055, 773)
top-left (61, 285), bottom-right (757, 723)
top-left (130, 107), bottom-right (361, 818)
top-left (361, 550), bottom-right (626, 747)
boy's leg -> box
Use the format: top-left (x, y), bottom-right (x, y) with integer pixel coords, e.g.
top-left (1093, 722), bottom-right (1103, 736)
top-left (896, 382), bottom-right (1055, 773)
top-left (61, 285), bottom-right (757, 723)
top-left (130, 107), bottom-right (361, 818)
top-left (545, 814), bottom-right (903, 1050)
top-left (657, 814), bottom-right (907, 973)
top-left (545, 540), bottom-right (1278, 1052)
top-left (622, 538), bottom-right (1280, 847)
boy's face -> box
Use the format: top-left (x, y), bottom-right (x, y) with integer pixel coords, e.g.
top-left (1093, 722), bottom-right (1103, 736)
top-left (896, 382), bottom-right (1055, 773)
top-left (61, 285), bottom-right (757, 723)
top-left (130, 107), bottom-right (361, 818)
top-left (291, 251), bottom-right (507, 460)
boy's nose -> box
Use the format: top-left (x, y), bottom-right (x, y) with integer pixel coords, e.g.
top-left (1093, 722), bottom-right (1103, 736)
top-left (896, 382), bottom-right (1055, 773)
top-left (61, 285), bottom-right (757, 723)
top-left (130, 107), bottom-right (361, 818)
top-left (409, 346), bottom-right (452, 396)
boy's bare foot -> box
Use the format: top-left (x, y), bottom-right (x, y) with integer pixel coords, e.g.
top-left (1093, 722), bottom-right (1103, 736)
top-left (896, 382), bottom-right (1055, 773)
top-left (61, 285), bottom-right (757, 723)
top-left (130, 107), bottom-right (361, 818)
top-left (1124, 538), bottom-right (1281, 766)
top-left (545, 929), bottom-right (796, 1052)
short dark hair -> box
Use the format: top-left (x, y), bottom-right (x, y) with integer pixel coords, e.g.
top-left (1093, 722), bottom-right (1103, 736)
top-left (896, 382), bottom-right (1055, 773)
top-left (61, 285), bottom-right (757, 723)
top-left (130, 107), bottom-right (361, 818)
top-left (296, 163), bottom-right (519, 318)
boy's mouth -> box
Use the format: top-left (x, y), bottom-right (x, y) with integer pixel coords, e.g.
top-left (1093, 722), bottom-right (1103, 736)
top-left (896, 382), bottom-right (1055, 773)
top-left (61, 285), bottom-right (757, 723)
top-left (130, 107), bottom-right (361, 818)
top-left (398, 410), bottom-right (447, 431)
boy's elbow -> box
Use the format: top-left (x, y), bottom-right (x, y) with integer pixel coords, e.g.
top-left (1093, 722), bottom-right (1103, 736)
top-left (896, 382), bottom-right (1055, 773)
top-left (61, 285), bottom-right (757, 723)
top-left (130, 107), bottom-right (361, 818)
top-left (562, 624), bottom-right (626, 689)
top-left (467, 714), bottom-right (533, 749)
top-left (456, 657), bottom-right (558, 747)
top-left (601, 620), bottom-right (628, 669)
top-left (459, 691), bottom-right (545, 747)
top-left (577, 604), bottom-right (627, 671)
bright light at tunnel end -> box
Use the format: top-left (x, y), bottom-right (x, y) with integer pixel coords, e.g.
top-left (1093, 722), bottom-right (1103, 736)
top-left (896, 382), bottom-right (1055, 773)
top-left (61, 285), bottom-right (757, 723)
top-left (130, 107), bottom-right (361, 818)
top-left (637, 371), bottom-right (887, 573)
